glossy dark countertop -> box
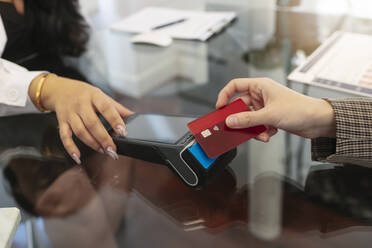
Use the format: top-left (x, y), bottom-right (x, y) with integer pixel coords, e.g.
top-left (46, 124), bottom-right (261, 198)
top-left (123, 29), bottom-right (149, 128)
top-left (1, 2), bottom-right (372, 248)
top-left (2, 114), bottom-right (372, 248)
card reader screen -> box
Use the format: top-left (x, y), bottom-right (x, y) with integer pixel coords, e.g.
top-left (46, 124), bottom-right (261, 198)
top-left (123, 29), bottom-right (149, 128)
top-left (126, 114), bottom-right (195, 144)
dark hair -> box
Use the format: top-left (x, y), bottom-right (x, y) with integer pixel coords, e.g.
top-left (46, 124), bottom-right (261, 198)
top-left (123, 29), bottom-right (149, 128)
top-left (24, 0), bottom-right (90, 57)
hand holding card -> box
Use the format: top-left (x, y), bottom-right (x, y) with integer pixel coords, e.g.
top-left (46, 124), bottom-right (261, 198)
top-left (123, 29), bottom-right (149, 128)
top-left (187, 99), bottom-right (266, 159)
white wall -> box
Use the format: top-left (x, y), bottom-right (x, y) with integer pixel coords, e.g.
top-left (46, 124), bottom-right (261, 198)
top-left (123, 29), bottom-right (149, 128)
top-left (79, 0), bottom-right (99, 17)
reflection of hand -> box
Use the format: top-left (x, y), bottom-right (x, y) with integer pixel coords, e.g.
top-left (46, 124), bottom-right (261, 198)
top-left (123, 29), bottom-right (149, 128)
top-left (37, 165), bottom-right (119, 248)
top-left (216, 78), bottom-right (336, 142)
top-left (29, 75), bottom-right (133, 163)
top-left (36, 167), bottom-right (96, 217)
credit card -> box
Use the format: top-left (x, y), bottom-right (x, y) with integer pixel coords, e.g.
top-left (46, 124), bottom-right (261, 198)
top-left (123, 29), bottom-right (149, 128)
top-left (187, 99), bottom-right (266, 158)
top-left (188, 142), bottom-right (217, 169)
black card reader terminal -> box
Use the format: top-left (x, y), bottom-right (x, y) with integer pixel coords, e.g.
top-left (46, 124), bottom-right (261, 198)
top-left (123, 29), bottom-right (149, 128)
top-left (113, 114), bottom-right (237, 188)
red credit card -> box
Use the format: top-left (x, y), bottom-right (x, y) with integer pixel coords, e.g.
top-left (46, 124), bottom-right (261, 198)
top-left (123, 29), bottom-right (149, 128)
top-left (187, 99), bottom-right (266, 159)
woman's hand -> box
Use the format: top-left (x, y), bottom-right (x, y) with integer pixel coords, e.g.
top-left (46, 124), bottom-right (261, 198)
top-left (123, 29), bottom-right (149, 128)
top-left (29, 74), bottom-right (133, 164)
top-left (216, 78), bottom-right (336, 142)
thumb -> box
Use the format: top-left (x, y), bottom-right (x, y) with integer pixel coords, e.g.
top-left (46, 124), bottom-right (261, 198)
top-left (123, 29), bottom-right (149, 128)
top-left (226, 109), bottom-right (271, 129)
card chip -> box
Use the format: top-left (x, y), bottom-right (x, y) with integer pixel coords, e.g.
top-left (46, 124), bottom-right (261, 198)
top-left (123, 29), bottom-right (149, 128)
top-left (201, 129), bottom-right (212, 138)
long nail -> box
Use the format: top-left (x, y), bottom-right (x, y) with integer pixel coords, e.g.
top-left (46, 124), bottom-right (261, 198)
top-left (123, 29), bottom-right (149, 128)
top-left (72, 153), bottom-right (81, 165)
top-left (106, 147), bottom-right (119, 160)
top-left (99, 148), bottom-right (105, 154)
top-left (116, 125), bottom-right (127, 137)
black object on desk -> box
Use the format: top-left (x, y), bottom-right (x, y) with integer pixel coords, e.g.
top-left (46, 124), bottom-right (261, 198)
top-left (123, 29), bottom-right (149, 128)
top-left (113, 113), bottom-right (237, 188)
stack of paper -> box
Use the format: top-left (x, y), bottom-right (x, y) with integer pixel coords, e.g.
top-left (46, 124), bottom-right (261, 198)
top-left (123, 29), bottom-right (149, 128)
top-left (0, 208), bottom-right (20, 248)
top-left (110, 7), bottom-right (236, 41)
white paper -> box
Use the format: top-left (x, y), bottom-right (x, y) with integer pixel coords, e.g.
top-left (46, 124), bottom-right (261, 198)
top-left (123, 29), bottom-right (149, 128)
top-left (110, 7), bottom-right (236, 41)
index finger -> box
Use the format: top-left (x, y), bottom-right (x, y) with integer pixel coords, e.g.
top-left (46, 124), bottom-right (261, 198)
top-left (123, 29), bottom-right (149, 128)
top-left (216, 78), bottom-right (262, 109)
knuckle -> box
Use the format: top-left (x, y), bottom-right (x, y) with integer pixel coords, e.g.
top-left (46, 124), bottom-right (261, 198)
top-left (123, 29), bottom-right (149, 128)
top-left (100, 101), bottom-right (111, 112)
top-left (62, 138), bottom-right (74, 149)
top-left (92, 88), bottom-right (103, 98)
top-left (218, 90), bottom-right (226, 98)
top-left (59, 130), bottom-right (70, 141)
top-left (65, 143), bottom-right (75, 151)
top-left (60, 133), bottom-right (70, 141)
top-left (74, 127), bottom-right (86, 137)
top-left (230, 78), bottom-right (239, 86)
top-left (85, 119), bottom-right (97, 130)
top-left (262, 77), bottom-right (273, 84)
top-left (94, 87), bottom-right (103, 94)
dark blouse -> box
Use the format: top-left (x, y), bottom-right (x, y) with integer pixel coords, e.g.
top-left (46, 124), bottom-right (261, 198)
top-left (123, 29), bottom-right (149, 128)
top-left (0, 2), bottom-right (36, 63)
top-left (0, 2), bottom-right (87, 81)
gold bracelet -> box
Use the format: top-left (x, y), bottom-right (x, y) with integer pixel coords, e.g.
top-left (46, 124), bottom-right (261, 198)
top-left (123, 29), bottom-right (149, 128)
top-left (35, 73), bottom-right (56, 113)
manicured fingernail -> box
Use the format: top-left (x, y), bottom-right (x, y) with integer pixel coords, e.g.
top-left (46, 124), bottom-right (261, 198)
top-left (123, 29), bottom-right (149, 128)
top-left (226, 116), bottom-right (238, 127)
top-left (72, 153), bottom-right (81, 165)
top-left (99, 148), bottom-right (105, 154)
top-left (116, 125), bottom-right (127, 137)
top-left (106, 147), bottom-right (119, 160)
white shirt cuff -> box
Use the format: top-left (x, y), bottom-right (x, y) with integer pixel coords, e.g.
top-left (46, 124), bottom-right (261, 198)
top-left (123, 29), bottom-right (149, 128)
top-left (0, 59), bottom-right (45, 116)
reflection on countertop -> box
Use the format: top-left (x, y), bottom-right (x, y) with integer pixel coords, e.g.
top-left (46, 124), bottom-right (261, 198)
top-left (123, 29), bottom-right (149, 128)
top-left (2, 118), bottom-right (372, 248)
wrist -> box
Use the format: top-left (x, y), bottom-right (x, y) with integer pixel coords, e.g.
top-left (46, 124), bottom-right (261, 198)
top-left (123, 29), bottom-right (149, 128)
top-left (311, 99), bottom-right (336, 138)
top-left (29, 73), bottom-right (59, 112)
top-left (29, 73), bottom-right (46, 108)
top-left (40, 74), bottom-right (59, 111)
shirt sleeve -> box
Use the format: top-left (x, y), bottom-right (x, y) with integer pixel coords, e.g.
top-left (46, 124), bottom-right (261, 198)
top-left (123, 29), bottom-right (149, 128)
top-left (311, 98), bottom-right (372, 167)
top-left (0, 58), bottom-right (45, 116)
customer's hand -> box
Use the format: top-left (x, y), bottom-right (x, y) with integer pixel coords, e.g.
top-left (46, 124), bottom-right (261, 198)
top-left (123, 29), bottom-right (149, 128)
top-left (216, 78), bottom-right (336, 142)
top-left (29, 75), bottom-right (133, 164)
